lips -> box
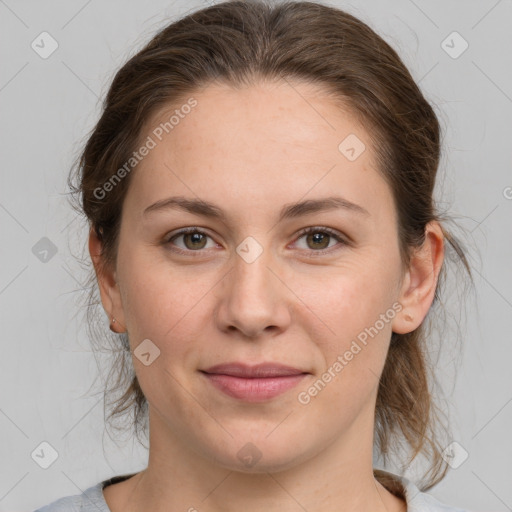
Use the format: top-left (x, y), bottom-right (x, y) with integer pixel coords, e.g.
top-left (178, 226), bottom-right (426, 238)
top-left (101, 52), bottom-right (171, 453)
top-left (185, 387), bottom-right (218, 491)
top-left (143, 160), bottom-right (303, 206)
top-left (201, 362), bottom-right (307, 378)
top-left (200, 362), bottom-right (309, 402)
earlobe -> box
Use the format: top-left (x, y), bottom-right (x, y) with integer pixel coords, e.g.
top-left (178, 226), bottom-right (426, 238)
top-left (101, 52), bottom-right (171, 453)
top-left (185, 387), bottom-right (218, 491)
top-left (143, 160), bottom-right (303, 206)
top-left (88, 226), bottom-right (126, 332)
top-left (391, 221), bottom-right (444, 335)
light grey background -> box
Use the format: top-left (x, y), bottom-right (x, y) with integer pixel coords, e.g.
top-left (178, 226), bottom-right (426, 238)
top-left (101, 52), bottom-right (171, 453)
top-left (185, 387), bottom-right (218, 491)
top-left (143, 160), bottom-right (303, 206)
top-left (1, 0), bottom-right (511, 510)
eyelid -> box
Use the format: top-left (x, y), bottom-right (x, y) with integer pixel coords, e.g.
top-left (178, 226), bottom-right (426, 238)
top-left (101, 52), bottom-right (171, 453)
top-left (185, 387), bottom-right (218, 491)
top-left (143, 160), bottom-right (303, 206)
top-left (163, 225), bottom-right (349, 256)
top-left (164, 226), bottom-right (219, 256)
top-left (290, 226), bottom-right (348, 256)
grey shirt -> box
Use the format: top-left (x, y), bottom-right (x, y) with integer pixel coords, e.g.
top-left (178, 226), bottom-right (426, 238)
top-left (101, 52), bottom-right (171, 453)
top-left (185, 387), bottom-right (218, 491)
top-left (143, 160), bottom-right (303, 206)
top-left (33, 470), bottom-right (471, 511)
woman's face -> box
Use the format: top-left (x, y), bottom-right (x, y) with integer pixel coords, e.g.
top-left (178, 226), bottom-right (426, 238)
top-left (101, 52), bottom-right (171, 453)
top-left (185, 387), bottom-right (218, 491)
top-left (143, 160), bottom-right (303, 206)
top-left (94, 79), bottom-right (430, 472)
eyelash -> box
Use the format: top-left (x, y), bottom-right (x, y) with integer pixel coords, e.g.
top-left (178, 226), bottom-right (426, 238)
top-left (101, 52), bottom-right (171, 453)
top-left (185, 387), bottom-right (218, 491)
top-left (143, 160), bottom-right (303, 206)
top-left (164, 226), bottom-right (348, 258)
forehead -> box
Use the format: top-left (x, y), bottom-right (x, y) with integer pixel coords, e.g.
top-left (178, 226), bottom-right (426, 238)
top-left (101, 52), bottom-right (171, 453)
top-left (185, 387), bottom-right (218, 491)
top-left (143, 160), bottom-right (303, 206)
top-left (123, 79), bottom-right (395, 226)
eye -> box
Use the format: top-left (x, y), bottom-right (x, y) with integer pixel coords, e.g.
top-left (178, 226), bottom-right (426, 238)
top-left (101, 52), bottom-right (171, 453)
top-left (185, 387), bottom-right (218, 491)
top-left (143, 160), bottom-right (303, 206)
top-left (165, 227), bottom-right (218, 255)
top-left (292, 226), bottom-right (347, 255)
top-left (164, 226), bottom-right (348, 257)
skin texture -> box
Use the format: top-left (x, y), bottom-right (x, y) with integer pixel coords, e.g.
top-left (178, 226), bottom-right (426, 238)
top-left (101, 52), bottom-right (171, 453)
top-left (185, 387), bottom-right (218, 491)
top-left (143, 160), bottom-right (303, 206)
top-left (90, 79), bottom-right (444, 512)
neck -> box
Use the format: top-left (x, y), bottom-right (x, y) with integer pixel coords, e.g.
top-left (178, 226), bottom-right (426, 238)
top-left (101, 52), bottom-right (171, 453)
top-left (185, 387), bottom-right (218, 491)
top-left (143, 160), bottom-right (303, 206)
top-left (113, 405), bottom-right (406, 512)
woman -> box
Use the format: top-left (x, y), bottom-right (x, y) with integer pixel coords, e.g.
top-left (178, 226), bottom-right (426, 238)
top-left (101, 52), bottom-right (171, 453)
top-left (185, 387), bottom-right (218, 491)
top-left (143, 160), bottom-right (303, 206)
top-left (34, 0), bottom-right (473, 510)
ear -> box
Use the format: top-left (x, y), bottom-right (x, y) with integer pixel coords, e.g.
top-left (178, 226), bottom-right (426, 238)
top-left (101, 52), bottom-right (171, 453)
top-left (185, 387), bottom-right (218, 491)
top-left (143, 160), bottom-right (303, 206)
top-left (392, 221), bottom-right (444, 334)
top-left (88, 226), bottom-right (126, 332)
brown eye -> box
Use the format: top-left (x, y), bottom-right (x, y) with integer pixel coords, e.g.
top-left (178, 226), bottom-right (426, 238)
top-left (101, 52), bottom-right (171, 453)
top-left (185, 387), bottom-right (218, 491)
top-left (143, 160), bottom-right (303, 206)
top-left (166, 228), bottom-right (216, 253)
top-left (182, 232), bottom-right (208, 250)
top-left (305, 231), bottom-right (331, 250)
top-left (293, 226), bottom-right (347, 255)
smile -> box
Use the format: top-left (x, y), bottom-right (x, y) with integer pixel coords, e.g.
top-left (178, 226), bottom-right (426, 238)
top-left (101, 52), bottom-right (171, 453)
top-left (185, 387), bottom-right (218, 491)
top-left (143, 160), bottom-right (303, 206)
top-left (200, 372), bottom-right (309, 402)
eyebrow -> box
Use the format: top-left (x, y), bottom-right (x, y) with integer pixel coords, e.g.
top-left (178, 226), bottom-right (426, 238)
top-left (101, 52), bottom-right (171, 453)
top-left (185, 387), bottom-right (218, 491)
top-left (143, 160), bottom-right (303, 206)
top-left (142, 195), bottom-right (370, 222)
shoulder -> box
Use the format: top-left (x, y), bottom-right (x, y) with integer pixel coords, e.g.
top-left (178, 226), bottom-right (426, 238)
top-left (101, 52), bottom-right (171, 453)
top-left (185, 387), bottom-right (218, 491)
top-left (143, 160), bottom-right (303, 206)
top-left (32, 481), bottom-right (108, 512)
top-left (407, 488), bottom-right (472, 512)
top-left (395, 472), bottom-right (472, 512)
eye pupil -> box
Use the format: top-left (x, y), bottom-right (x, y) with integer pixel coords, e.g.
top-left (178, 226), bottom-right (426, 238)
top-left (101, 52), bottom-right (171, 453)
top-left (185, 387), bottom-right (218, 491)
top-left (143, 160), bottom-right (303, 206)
top-left (185, 232), bottom-right (207, 249)
top-left (170, 227), bottom-right (341, 255)
top-left (307, 232), bottom-right (330, 250)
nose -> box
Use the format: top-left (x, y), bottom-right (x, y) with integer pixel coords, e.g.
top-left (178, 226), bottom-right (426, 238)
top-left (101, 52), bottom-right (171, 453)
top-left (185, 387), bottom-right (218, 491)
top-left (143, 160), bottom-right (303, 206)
top-left (214, 244), bottom-right (292, 340)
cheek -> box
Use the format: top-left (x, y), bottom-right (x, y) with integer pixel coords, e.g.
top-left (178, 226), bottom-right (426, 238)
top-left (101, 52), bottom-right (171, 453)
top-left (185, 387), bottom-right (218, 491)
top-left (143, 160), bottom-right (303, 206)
top-left (116, 258), bottom-right (211, 410)
top-left (118, 243), bottom-right (195, 328)
top-left (297, 258), bottom-right (397, 338)
top-left (296, 278), bottom-right (395, 420)
top-left (293, 257), bottom-right (399, 398)
top-left (117, 250), bottom-right (220, 369)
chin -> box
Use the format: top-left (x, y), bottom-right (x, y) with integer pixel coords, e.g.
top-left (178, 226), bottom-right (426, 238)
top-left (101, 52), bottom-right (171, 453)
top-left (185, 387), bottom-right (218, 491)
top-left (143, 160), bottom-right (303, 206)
top-left (200, 431), bottom-right (318, 474)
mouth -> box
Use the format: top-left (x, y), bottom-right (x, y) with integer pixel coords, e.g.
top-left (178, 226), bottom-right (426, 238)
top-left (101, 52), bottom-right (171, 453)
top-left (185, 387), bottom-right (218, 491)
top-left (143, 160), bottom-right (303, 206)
top-left (199, 362), bottom-right (310, 402)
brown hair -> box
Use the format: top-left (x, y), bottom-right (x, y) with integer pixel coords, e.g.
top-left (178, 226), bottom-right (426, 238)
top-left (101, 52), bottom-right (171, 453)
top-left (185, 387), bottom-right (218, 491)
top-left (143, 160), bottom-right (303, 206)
top-left (68, 0), bottom-right (474, 491)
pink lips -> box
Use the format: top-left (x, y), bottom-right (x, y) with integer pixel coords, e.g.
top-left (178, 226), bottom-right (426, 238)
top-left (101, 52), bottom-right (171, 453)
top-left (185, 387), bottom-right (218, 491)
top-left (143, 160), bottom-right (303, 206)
top-left (200, 362), bottom-right (309, 402)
